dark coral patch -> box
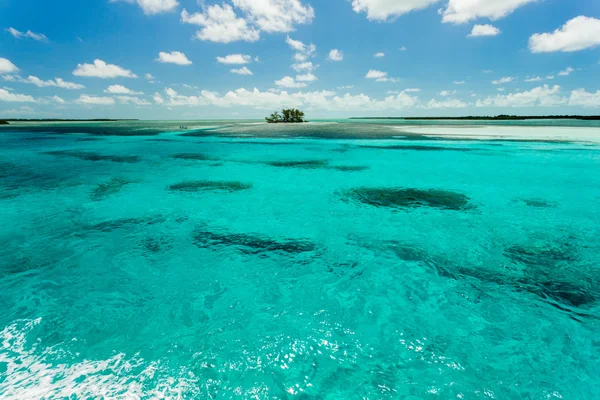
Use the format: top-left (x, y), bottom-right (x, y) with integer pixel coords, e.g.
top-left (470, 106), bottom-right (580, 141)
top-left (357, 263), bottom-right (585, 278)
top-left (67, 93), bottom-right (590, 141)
top-left (518, 198), bottom-right (558, 208)
top-left (45, 150), bottom-right (140, 163)
top-left (172, 153), bottom-right (213, 161)
top-left (168, 180), bottom-right (252, 193)
top-left (266, 160), bottom-right (329, 169)
top-left (193, 229), bottom-right (315, 255)
top-left (344, 188), bottom-right (472, 211)
top-left (330, 165), bottom-right (369, 172)
top-left (91, 178), bottom-right (136, 201)
top-left (88, 216), bottom-right (166, 232)
top-left (360, 145), bottom-right (474, 152)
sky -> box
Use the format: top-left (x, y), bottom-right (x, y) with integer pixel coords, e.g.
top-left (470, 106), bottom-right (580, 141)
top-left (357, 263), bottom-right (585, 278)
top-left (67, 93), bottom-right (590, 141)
top-left (0, 0), bottom-right (599, 119)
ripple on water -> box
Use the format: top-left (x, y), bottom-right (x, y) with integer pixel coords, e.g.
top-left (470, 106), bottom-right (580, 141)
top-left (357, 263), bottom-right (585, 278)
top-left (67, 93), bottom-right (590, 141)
top-left (343, 188), bottom-right (473, 211)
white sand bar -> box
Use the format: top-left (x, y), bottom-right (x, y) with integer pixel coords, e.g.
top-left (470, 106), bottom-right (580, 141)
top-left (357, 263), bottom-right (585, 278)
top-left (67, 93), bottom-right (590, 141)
top-left (393, 125), bottom-right (600, 143)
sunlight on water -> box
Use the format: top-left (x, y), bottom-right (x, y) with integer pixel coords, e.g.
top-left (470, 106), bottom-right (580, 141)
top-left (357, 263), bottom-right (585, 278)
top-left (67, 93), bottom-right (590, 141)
top-left (1, 121), bottom-right (599, 398)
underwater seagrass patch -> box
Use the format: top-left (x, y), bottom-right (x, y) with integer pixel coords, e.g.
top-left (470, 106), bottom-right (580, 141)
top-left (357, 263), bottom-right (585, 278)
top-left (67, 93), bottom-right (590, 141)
top-left (44, 150), bottom-right (140, 163)
top-left (193, 229), bottom-right (316, 255)
top-left (168, 180), bottom-right (252, 193)
top-left (343, 187), bottom-right (473, 211)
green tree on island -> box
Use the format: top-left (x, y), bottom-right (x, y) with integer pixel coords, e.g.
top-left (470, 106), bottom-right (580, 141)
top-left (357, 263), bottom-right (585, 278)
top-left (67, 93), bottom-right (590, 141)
top-left (265, 109), bottom-right (306, 123)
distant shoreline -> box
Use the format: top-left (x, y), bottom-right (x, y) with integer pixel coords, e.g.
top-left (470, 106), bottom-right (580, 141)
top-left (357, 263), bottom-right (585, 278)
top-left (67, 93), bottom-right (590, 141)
top-left (351, 116), bottom-right (600, 121)
top-left (0, 119), bottom-right (139, 123)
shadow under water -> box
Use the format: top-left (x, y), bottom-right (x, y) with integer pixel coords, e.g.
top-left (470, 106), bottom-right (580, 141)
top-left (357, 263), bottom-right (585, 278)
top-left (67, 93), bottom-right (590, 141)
top-left (516, 198), bottom-right (559, 208)
top-left (45, 150), bottom-right (140, 164)
top-left (193, 228), bottom-right (316, 255)
top-left (171, 153), bottom-right (214, 161)
top-left (343, 187), bottom-right (473, 211)
top-left (265, 160), bottom-right (330, 169)
top-left (359, 145), bottom-right (475, 152)
top-left (168, 181), bottom-right (252, 193)
top-left (86, 215), bottom-right (167, 233)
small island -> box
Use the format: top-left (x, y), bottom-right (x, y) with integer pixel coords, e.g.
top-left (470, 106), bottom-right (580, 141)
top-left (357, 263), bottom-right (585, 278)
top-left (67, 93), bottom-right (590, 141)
top-left (0, 120), bottom-right (8, 125)
top-left (266, 109), bottom-right (306, 123)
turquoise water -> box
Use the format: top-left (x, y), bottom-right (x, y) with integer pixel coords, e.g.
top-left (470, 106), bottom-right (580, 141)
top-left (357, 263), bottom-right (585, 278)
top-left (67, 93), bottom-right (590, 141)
top-left (1, 121), bottom-right (600, 398)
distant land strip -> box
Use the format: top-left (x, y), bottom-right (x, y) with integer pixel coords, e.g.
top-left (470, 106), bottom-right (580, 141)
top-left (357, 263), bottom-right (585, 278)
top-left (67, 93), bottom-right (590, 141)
top-left (0, 119), bottom-right (139, 123)
top-left (350, 115), bottom-right (600, 121)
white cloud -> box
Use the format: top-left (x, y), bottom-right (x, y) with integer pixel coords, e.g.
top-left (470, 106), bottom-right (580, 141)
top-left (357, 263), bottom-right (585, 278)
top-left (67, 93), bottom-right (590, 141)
top-left (558, 67), bottom-right (575, 76)
top-left (0, 58), bottom-right (19, 74)
top-left (569, 88), bottom-right (600, 107)
top-left (156, 51), bottom-right (192, 65)
top-left (454, 81), bottom-right (465, 84)
top-left (476, 85), bottom-right (565, 107)
top-left (468, 24), bottom-right (501, 37)
top-left (217, 54), bottom-right (252, 64)
top-left (328, 49), bottom-right (344, 61)
top-left (0, 88), bottom-right (36, 103)
top-left (275, 76), bottom-right (307, 88)
top-left (292, 62), bottom-right (318, 72)
top-left (231, 0), bottom-right (314, 33)
top-left (116, 95), bottom-right (151, 106)
top-left (76, 95), bottom-right (116, 105)
top-left (20, 76), bottom-right (85, 89)
top-left (104, 84), bottom-right (143, 94)
top-left (231, 67), bottom-right (253, 75)
top-left (286, 36), bottom-right (316, 62)
top-left (365, 69), bottom-right (399, 82)
top-left (404, 88), bottom-right (421, 92)
top-left (6, 27), bottom-right (48, 42)
top-left (50, 95), bottom-right (66, 104)
top-left (529, 16), bottom-right (600, 53)
top-left (153, 92), bottom-right (164, 104)
top-left (296, 73), bottom-right (317, 82)
top-left (181, 5), bottom-right (260, 43)
top-left (525, 76), bottom-right (542, 82)
top-left (439, 90), bottom-right (457, 96)
top-left (145, 73), bottom-right (155, 80)
top-left (375, 52), bottom-right (385, 57)
top-left (492, 76), bottom-right (514, 85)
top-left (399, 46), bottom-right (407, 51)
top-left (351, 0), bottom-right (441, 21)
top-left (426, 98), bottom-right (468, 109)
top-left (110, 0), bottom-right (179, 15)
top-left (442, 0), bottom-right (536, 24)
top-left (338, 85), bottom-right (354, 89)
top-left (73, 59), bottom-right (137, 79)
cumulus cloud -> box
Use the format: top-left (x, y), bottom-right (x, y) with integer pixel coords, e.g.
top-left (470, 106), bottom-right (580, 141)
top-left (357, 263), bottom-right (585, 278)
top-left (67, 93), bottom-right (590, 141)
top-left (73, 59), bottom-right (137, 79)
top-left (104, 84), bottom-right (143, 94)
top-left (476, 85), bottom-right (565, 107)
top-left (231, 66), bottom-right (253, 75)
top-left (156, 51), bottom-right (192, 65)
top-left (468, 24), bottom-right (501, 37)
top-left (286, 36), bottom-right (316, 62)
top-left (275, 76), bottom-right (308, 88)
top-left (374, 52), bottom-right (385, 57)
top-left (328, 49), bottom-right (344, 61)
top-left (351, 0), bottom-right (441, 21)
top-left (454, 81), bottom-right (466, 84)
top-left (181, 5), bottom-right (260, 43)
top-left (525, 76), bottom-right (542, 82)
top-left (426, 98), bottom-right (468, 109)
top-left (116, 95), bottom-right (151, 106)
top-left (50, 95), bottom-right (66, 104)
top-left (442, 0), bottom-right (537, 24)
top-left (292, 61), bottom-right (318, 72)
top-left (5, 27), bottom-right (48, 41)
top-left (558, 66), bottom-right (575, 76)
top-left (76, 95), bottom-right (116, 105)
top-left (0, 88), bottom-right (36, 103)
top-left (296, 73), bottom-right (317, 82)
top-left (492, 76), bottom-right (514, 85)
top-left (0, 58), bottom-right (19, 74)
top-left (529, 16), bottom-right (600, 53)
top-left (569, 88), bottom-right (600, 107)
top-left (18, 76), bottom-right (85, 89)
top-left (110, 0), bottom-right (179, 15)
top-left (231, 0), bottom-right (314, 33)
top-left (439, 90), bottom-right (457, 96)
top-left (217, 54), bottom-right (252, 64)
top-left (365, 69), bottom-right (399, 83)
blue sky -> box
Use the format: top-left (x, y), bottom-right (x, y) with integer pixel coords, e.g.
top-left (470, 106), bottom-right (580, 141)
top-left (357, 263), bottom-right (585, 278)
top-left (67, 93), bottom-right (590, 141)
top-left (0, 0), bottom-right (599, 119)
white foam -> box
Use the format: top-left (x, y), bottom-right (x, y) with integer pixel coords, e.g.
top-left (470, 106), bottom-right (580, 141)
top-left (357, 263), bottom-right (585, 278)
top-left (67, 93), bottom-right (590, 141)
top-left (0, 319), bottom-right (197, 399)
top-left (392, 125), bottom-right (600, 143)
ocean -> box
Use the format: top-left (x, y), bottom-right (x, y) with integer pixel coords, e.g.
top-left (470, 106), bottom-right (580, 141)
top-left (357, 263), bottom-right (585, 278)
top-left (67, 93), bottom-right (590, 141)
top-left (1, 120), bottom-right (599, 398)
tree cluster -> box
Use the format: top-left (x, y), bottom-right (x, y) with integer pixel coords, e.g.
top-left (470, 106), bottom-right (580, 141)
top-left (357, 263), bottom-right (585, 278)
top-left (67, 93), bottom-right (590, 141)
top-left (265, 109), bottom-right (306, 123)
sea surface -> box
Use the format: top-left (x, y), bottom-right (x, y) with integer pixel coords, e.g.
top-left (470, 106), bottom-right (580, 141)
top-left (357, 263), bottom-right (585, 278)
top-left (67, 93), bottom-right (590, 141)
top-left (1, 120), bottom-right (600, 399)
